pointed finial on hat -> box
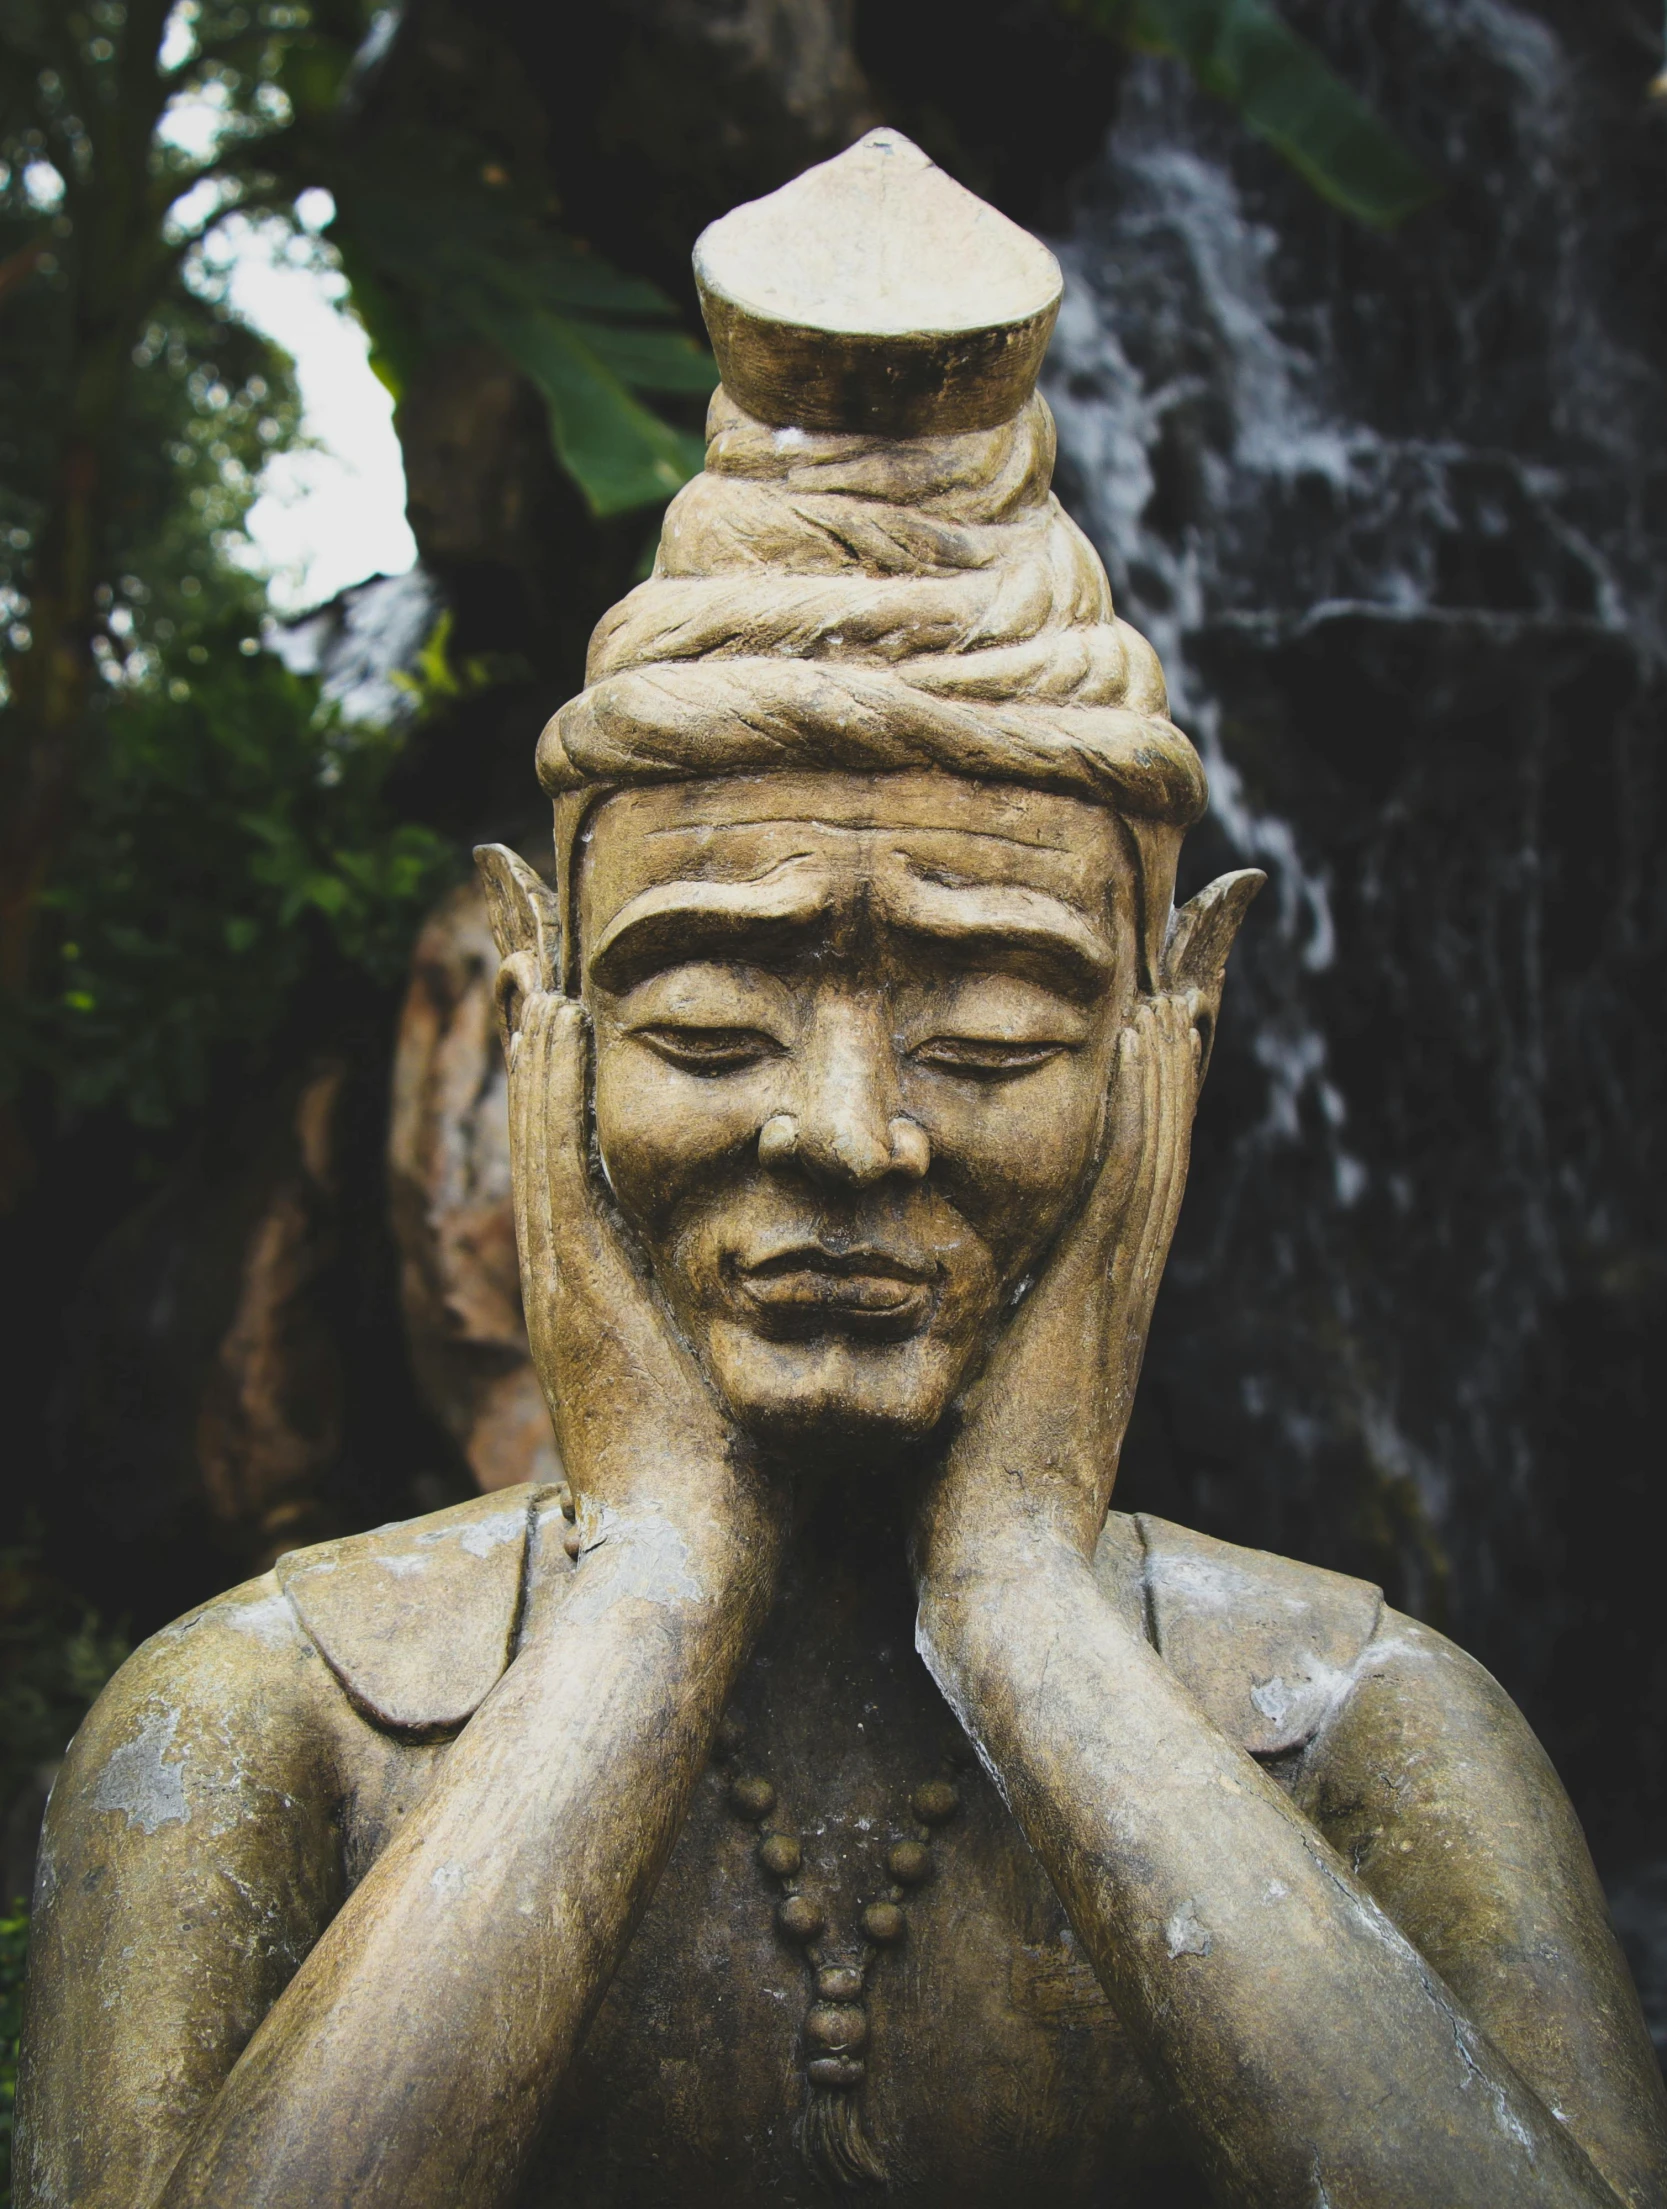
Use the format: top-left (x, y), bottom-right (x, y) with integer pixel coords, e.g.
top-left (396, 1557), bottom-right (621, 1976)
top-left (694, 129), bottom-right (1063, 437)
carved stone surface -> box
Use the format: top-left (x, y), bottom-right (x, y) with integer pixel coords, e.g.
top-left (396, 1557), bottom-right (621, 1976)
top-left (696, 128), bottom-right (1062, 432)
top-left (17, 133), bottom-right (1667, 2209)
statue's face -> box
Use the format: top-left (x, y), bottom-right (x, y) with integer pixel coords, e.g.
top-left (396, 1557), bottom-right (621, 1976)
top-left (578, 771), bottom-right (1135, 1457)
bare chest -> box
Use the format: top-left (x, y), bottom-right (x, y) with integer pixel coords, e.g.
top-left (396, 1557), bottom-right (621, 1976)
top-left (513, 1637), bottom-right (1204, 2209)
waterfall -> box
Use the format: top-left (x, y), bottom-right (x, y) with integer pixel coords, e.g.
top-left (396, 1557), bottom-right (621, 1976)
top-left (1041, 0), bottom-right (1667, 2002)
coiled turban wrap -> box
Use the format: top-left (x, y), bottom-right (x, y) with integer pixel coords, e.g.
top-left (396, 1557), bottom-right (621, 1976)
top-left (539, 387), bottom-right (1207, 990)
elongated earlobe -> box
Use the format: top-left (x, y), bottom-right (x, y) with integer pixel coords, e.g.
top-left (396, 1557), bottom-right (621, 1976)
top-left (474, 843), bottom-right (563, 1050)
top-left (1160, 869), bottom-right (1265, 1087)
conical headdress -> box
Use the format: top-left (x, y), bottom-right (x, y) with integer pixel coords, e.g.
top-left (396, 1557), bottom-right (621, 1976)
top-left (539, 131), bottom-right (1206, 986)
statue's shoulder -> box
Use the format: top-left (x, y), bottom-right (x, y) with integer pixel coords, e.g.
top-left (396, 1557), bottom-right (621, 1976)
top-left (1097, 1511), bottom-right (1384, 1758)
top-left (273, 1491), bottom-right (1380, 1751)
top-left (276, 1483), bottom-right (560, 1733)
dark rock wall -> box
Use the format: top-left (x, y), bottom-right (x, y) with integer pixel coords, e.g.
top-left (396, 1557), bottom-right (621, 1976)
top-left (1039, 2), bottom-right (1667, 1886)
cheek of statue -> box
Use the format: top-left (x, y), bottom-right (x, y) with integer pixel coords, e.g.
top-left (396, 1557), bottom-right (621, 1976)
top-left (588, 983), bottom-right (1115, 1455)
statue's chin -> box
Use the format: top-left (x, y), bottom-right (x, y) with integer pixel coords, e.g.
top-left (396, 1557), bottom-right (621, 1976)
top-left (703, 1318), bottom-right (964, 1468)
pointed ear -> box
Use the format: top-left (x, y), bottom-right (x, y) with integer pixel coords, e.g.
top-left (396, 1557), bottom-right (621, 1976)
top-left (1160, 869), bottom-right (1265, 1087)
top-left (475, 844), bottom-right (561, 976)
top-left (474, 844), bottom-right (563, 1051)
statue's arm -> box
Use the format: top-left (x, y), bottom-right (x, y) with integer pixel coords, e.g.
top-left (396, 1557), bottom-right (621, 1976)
top-left (79, 995), bottom-right (782, 2209)
top-left (915, 1542), bottom-right (1666, 2209)
top-left (1296, 1610), bottom-right (1667, 2207)
top-left (18, 1509), bottom-right (775, 2209)
top-left (15, 1577), bottom-right (347, 2209)
top-left (908, 938), bottom-right (1665, 2203)
top-left (138, 1474), bottom-right (776, 2209)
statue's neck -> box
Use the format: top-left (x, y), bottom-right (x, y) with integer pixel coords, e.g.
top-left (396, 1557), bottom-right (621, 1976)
top-left (764, 1464), bottom-right (923, 1672)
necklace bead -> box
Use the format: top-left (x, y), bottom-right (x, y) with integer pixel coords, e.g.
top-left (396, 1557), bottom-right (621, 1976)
top-left (758, 1830), bottom-right (802, 1877)
top-left (806, 2001), bottom-right (870, 2054)
top-left (729, 1774), bottom-right (776, 1821)
top-left (807, 2055), bottom-right (866, 2091)
top-left (861, 1900), bottom-right (905, 1944)
top-left (912, 1778), bottom-right (960, 1825)
top-left (777, 1894), bottom-right (826, 1943)
top-left (886, 1838), bottom-right (933, 1886)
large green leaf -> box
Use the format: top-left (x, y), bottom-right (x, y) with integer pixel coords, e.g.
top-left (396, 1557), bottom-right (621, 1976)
top-left (571, 318), bottom-right (720, 397)
top-left (330, 170), bottom-right (714, 514)
top-left (344, 180), bottom-right (681, 323)
top-left (1077, 0), bottom-right (1435, 226)
top-left (469, 302), bottom-right (705, 516)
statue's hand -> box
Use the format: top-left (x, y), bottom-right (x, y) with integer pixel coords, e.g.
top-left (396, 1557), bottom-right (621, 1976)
top-left (478, 843), bottom-right (765, 1562)
top-left (914, 993), bottom-right (1200, 1575)
top-left (913, 870), bottom-right (1263, 1579)
top-left (508, 991), bottom-right (747, 1513)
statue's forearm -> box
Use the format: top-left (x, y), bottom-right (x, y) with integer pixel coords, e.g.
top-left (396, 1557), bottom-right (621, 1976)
top-left (917, 1540), bottom-right (1621, 2209)
top-left (157, 1493), bottom-right (782, 2209)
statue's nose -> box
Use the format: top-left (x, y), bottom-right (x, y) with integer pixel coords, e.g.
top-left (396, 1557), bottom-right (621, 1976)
top-left (760, 1006), bottom-right (929, 1187)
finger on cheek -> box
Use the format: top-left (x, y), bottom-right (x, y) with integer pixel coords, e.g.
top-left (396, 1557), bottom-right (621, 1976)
top-left (542, 1002), bottom-right (594, 1184)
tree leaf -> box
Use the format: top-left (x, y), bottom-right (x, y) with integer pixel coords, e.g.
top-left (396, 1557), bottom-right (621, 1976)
top-left (329, 172), bottom-right (713, 510)
top-left (1078, 0), bottom-right (1435, 227)
top-left (567, 318), bottom-right (720, 397)
top-left (472, 301), bottom-right (704, 515)
top-left (339, 178), bottom-right (681, 323)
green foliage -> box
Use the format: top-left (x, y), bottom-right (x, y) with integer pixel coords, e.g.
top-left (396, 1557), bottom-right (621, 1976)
top-left (0, 1900), bottom-right (23, 2207)
top-left (0, 0), bottom-right (716, 524)
top-left (0, 1535), bottom-right (127, 2209)
top-left (27, 617), bottom-right (455, 1128)
top-left (0, 1540), bottom-right (127, 1810)
top-left (1, 6), bottom-right (460, 1137)
top-left (1071, 0), bottom-right (1435, 226)
top-left (0, 255), bottom-right (456, 1133)
top-left (0, 271), bottom-right (305, 700)
top-left (332, 163), bottom-right (712, 516)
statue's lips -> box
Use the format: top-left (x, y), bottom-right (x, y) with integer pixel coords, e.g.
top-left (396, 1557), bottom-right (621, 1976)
top-left (733, 1245), bottom-right (937, 1329)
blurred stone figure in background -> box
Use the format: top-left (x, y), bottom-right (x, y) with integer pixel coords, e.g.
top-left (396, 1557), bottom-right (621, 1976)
top-left (390, 883), bottom-right (560, 1496)
top-left (17, 136), bottom-right (1667, 2209)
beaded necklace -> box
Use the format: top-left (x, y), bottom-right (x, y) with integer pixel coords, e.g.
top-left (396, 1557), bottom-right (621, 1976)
top-left (557, 1482), bottom-right (965, 2186)
top-left (713, 1705), bottom-right (967, 2188)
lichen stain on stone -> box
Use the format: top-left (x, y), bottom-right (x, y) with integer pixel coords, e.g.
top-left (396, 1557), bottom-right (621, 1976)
top-left (1147, 1556), bottom-right (1242, 1615)
top-left (1165, 1898), bottom-right (1212, 1959)
top-left (455, 1510), bottom-right (528, 1558)
top-left (92, 1706), bottom-right (190, 1833)
top-left (1250, 1674), bottom-right (1294, 1726)
top-left (224, 1590), bottom-right (297, 1646)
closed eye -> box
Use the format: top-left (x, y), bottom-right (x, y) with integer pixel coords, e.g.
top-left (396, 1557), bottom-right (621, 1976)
top-left (910, 1037), bottom-right (1071, 1080)
top-left (636, 1025), bottom-right (784, 1075)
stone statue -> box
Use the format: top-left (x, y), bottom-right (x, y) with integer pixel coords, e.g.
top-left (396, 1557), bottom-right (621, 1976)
top-left (18, 131), bottom-right (1667, 2209)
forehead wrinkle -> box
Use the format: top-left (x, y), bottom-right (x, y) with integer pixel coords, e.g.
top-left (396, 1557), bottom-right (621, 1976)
top-left (636, 813), bottom-right (1074, 853)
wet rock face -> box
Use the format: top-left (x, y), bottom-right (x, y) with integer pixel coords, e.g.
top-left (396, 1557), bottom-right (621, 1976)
top-left (1042, 0), bottom-right (1666, 1864)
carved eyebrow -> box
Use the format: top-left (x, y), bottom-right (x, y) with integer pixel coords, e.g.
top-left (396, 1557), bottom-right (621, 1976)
top-left (589, 879), bottom-right (832, 991)
top-left (590, 875), bottom-right (1113, 1001)
top-left (877, 881), bottom-right (1115, 997)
